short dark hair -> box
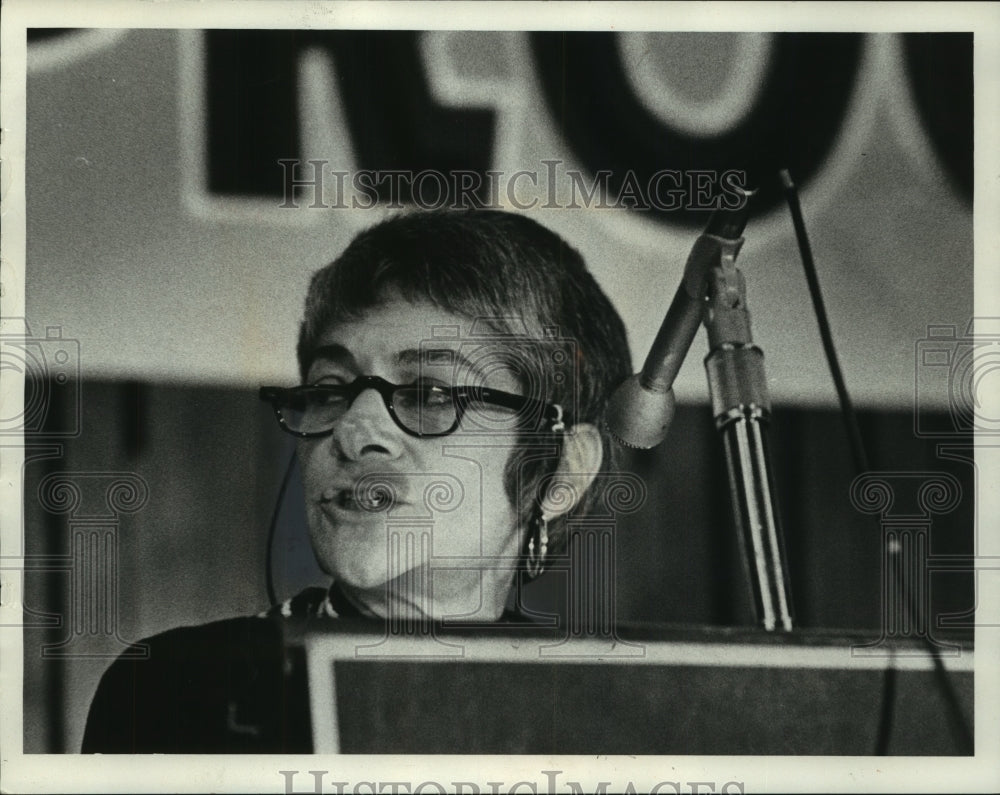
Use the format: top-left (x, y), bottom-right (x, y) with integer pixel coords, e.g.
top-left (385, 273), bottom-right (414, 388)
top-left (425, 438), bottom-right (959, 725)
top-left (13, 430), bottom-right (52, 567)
top-left (297, 209), bottom-right (632, 554)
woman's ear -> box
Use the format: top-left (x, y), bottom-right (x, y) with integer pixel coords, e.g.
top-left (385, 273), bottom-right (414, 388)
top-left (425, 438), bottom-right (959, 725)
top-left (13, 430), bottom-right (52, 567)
top-left (539, 423), bottom-right (604, 518)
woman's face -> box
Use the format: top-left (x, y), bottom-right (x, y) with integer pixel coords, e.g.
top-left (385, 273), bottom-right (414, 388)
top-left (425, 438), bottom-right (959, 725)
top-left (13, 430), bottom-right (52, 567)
top-left (297, 298), bottom-right (530, 621)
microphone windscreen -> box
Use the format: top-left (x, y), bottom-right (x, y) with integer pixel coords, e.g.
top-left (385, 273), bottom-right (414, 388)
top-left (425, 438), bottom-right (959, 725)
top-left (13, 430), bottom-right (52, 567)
top-left (603, 374), bottom-right (676, 449)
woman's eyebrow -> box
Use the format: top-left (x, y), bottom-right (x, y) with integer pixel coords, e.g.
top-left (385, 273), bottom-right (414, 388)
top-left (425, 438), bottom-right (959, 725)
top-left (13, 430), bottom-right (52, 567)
top-left (395, 348), bottom-right (488, 381)
top-left (309, 344), bottom-right (358, 371)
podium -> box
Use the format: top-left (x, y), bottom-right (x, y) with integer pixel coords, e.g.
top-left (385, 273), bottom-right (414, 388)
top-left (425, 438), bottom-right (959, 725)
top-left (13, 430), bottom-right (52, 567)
top-left (286, 622), bottom-right (974, 755)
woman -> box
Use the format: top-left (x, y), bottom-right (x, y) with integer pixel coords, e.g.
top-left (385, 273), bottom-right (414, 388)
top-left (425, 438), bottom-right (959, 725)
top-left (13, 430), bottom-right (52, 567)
top-left (82, 209), bottom-right (632, 752)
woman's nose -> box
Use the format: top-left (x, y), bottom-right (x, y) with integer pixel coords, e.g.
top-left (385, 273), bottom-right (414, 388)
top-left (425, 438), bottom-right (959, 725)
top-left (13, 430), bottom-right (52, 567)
top-left (329, 387), bottom-right (403, 460)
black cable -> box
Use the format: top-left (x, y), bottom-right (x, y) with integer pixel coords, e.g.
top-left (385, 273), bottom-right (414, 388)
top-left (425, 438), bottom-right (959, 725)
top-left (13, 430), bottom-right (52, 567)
top-left (873, 659), bottom-right (896, 755)
top-left (780, 169), bottom-right (869, 475)
top-left (265, 450), bottom-right (298, 608)
top-left (780, 169), bottom-right (973, 756)
top-left (905, 572), bottom-right (976, 755)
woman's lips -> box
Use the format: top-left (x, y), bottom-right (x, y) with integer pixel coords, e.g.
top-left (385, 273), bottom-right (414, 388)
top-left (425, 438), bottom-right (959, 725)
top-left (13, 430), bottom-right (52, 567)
top-left (319, 481), bottom-right (409, 513)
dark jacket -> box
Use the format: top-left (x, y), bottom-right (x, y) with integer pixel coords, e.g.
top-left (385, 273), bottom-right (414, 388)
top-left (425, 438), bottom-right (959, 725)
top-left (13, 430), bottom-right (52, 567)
top-left (80, 587), bottom-right (342, 753)
top-left (81, 585), bottom-right (534, 753)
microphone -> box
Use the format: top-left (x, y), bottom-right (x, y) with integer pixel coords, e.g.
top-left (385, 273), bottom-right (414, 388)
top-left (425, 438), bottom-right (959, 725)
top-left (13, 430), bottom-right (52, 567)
top-left (604, 196), bottom-right (753, 448)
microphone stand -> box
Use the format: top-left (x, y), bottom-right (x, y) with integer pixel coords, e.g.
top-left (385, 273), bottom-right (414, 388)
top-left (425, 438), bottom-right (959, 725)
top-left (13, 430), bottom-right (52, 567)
top-left (702, 233), bottom-right (794, 631)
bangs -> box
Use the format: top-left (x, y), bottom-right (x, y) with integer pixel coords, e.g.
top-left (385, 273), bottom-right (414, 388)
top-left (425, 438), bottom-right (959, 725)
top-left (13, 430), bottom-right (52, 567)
top-left (298, 211), bottom-right (554, 379)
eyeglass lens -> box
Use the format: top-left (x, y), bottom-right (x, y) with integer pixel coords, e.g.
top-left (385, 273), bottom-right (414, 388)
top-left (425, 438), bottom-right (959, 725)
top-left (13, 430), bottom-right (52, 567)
top-left (281, 385), bottom-right (458, 436)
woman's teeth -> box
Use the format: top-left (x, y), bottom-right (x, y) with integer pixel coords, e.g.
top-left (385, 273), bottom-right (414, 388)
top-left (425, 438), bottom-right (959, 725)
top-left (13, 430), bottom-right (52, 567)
top-left (323, 487), bottom-right (391, 511)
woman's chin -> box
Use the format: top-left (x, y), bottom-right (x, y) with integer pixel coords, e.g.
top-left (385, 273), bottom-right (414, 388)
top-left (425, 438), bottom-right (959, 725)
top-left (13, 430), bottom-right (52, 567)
top-left (326, 558), bottom-right (394, 591)
top-left (309, 532), bottom-right (392, 588)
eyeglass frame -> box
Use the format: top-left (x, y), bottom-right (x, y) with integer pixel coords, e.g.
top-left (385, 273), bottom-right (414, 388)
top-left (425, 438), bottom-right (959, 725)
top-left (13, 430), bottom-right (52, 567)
top-left (259, 375), bottom-right (567, 439)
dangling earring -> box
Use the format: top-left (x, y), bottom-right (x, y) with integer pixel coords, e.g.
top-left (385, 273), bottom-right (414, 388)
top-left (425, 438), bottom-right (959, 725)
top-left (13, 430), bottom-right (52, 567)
top-left (526, 509), bottom-right (549, 579)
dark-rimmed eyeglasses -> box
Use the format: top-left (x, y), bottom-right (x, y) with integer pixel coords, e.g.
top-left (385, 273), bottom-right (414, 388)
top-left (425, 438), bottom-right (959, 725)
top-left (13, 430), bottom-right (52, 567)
top-left (259, 376), bottom-right (566, 438)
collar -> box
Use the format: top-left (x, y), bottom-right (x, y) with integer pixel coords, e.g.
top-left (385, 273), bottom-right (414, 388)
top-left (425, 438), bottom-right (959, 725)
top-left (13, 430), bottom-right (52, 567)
top-left (263, 581), bottom-right (533, 624)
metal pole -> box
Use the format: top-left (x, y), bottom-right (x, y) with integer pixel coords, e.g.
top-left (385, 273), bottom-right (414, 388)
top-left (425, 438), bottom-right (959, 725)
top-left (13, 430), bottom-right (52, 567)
top-left (703, 244), bottom-right (794, 631)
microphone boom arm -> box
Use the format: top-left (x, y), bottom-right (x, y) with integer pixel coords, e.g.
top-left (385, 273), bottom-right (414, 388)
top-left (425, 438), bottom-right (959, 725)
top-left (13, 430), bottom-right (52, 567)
top-left (604, 204), bottom-right (751, 449)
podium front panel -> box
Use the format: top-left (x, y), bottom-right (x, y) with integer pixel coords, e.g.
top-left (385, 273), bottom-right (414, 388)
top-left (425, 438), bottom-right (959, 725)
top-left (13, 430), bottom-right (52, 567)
top-left (297, 627), bottom-right (974, 755)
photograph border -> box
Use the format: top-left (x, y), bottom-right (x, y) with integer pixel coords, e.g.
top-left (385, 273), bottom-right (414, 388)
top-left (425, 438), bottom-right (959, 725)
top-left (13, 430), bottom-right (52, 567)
top-left (2, 2), bottom-right (998, 792)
